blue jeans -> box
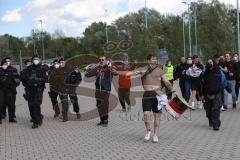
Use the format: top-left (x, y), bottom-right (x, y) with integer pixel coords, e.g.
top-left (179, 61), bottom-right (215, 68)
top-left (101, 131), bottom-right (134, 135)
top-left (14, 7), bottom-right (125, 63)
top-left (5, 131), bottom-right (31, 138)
top-left (184, 80), bottom-right (191, 103)
top-left (224, 80), bottom-right (237, 107)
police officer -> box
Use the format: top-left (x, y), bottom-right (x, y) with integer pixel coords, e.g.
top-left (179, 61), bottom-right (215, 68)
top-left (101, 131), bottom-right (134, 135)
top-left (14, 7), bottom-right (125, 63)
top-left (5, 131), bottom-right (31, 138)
top-left (20, 59), bottom-right (33, 121)
top-left (0, 57), bottom-right (20, 122)
top-left (48, 59), bottom-right (61, 118)
top-left (20, 55), bottom-right (47, 129)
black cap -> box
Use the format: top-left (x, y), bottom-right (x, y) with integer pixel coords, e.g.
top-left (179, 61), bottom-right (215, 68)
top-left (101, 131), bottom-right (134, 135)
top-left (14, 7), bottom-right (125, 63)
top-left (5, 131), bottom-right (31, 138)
top-left (24, 59), bottom-right (31, 65)
top-left (31, 54), bottom-right (39, 60)
top-left (52, 59), bottom-right (59, 63)
top-left (1, 59), bottom-right (7, 65)
top-left (58, 58), bottom-right (65, 63)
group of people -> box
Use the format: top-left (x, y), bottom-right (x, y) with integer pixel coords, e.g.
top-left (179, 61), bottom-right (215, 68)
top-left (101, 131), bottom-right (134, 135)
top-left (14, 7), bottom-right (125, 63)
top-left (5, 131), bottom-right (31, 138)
top-left (1, 52), bottom-right (238, 142)
top-left (172, 52), bottom-right (240, 130)
top-left (0, 55), bottom-right (82, 129)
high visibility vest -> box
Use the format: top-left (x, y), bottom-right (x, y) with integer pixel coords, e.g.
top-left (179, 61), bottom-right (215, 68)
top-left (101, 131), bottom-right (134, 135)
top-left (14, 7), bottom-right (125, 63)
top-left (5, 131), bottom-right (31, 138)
top-left (163, 65), bottom-right (174, 80)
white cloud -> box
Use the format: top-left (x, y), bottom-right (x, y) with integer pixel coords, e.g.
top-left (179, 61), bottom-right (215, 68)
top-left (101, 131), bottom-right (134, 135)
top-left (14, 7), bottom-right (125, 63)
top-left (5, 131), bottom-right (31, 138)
top-left (1, 8), bottom-right (22, 23)
top-left (1, 0), bottom-right (238, 36)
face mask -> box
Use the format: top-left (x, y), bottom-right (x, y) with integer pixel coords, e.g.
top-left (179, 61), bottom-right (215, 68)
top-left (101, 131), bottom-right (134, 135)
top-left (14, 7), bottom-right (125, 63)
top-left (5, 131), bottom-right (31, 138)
top-left (187, 60), bottom-right (192, 64)
top-left (7, 61), bottom-right (10, 66)
top-left (33, 59), bottom-right (40, 65)
top-left (167, 63), bottom-right (171, 67)
top-left (234, 56), bottom-right (238, 61)
top-left (207, 64), bottom-right (213, 69)
top-left (54, 64), bottom-right (60, 69)
top-left (60, 62), bottom-right (65, 67)
top-left (2, 65), bottom-right (7, 70)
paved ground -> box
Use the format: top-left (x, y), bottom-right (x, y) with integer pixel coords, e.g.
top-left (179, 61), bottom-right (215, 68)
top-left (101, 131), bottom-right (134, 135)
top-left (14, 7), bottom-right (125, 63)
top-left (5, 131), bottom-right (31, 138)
top-left (1, 81), bottom-right (240, 160)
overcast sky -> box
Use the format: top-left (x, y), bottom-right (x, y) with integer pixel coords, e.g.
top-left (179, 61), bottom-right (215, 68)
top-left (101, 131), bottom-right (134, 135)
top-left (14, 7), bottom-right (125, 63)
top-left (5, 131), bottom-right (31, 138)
top-left (0, 0), bottom-right (237, 37)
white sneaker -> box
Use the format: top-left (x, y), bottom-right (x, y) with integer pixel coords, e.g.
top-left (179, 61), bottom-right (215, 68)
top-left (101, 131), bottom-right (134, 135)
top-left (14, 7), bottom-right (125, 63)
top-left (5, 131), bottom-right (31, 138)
top-left (189, 102), bottom-right (195, 110)
top-left (198, 103), bottom-right (203, 109)
top-left (144, 131), bottom-right (151, 142)
top-left (197, 101), bottom-right (201, 105)
top-left (221, 106), bottom-right (226, 111)
top-left (152, 135), bottom-right (159, 143)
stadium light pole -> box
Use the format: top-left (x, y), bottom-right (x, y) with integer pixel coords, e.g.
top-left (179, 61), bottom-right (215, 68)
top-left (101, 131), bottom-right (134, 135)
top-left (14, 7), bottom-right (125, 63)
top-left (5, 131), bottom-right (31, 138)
top-left (237, 0), bottom-right (240, 58)
top-left (182, 1), bottom-right (192, 57)
top-left (39, 19), bottom-right (45, 60)
top-left (182, 14), bottom-right (186, 58)
top-left (105, 10), bottom-right (109, 43)
top-left (145, 0), bottom-right (148, 29)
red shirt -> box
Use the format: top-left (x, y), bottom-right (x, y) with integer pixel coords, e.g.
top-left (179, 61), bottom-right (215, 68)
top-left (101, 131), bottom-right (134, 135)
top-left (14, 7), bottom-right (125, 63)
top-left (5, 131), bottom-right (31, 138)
top-left (114, 64), bottom-right (136, 88)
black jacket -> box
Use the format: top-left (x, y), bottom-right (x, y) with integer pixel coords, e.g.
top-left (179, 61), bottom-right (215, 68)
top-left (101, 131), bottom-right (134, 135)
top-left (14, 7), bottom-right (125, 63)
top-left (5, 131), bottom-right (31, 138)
top-left (20, 64), bottom-right (47, 90)
top-left (174, 62), bottom-right (187, 80)
top-left (0, 66), bottom-right (20, 93)
top-left (224, 61), bottom-right (237, 80)
top-left (202, 65), bottom-right (222, 96)
top-left (85, 64), bottom-right (113, 91)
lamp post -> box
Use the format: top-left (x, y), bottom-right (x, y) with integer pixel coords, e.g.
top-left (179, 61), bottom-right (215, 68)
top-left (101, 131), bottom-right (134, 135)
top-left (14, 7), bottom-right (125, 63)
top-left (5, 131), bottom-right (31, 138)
top-left (237, 0), bottom-right (240, 58)
top-left (145, 0), bottom-right (148, 29)
top-left (194, 3), bottom-right (198, 55)
top-left (39, 19), bottom-right (45, 60)
top-left (182, 14), bottom-right (186, 57)
top-left (182, 1), bottom-right (192, 57)
top-left (105, 10), bottom-right (109, 43)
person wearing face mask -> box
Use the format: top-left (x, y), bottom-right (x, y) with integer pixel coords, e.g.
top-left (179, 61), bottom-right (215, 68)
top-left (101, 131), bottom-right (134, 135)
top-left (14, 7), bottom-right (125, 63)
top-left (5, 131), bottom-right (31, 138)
top-left (49, 58), bottom-right (82, 121)
top-left (1, 57), bottom-right (15, 119)
top-left (1, 57), bottom-right (20, 123)
top-left (183, 57), bottom-right (193, 103)
top-left (163, 60), bottom-right (174, 85)
top-left (186, 55), bottom-right (204, 109)
top-left (47, 59), bottom-right (61, 118)
top-left (0, 57), bottom-right (20, 123)
top-left (233, 53), bottom-right (240, 104)
top-left (222, 52), bottom-right (238, 109)
top-left (202, 57), bottom-right (223, 131)
top-left (20, 54), bottom-right (47, 129)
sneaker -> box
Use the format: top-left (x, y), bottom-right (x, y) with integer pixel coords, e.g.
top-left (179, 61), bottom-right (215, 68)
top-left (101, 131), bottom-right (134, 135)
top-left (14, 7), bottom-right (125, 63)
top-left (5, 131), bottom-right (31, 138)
top-left (213, 126), bottom-right (219, 131)
top-left (198, 103), bottom-right (203, 109)
top-left (221, 106), bottom-right (226, 111)
top-left (152, 135), bottom-right (159, 143)
top-left (97, 121), bottom-right (103, 126)
top-left (197, 101), bottom-right (201, 105)
top-left (121, 108), bottom-right (126, 112)
top-left (189, 102), bottom-right (195, 110)
top-left (101, 120), bottom-right (108, 127)
top-left (233, 104), bottom-right (237, 109)
top-left (144, 131), bottom-right (151, 142)
top-left (9, 119), bottom-right (17, 123)
top-left (32, 123), bottom-right (38, 129)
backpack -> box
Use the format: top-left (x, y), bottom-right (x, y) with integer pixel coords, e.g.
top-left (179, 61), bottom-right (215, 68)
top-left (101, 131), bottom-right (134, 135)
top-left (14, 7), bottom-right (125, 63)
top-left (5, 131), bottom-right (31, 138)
top-left (220, 70), bottom-right (227, 88)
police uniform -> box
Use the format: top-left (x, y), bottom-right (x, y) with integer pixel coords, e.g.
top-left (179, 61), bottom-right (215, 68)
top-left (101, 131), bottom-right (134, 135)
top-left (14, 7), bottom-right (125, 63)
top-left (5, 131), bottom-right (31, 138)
top-left (20, 55), bottom-right (47, 129)
top-left (0, 58), bottom-right (20, 123)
